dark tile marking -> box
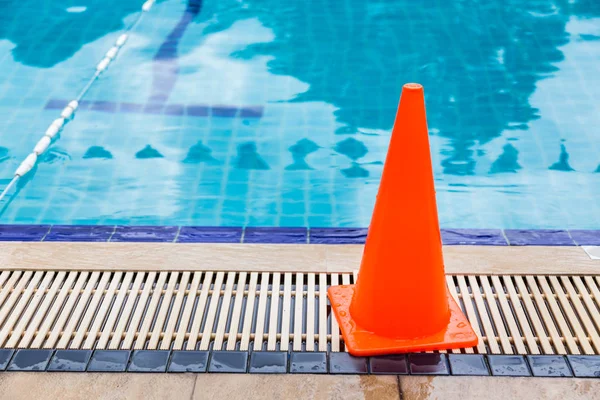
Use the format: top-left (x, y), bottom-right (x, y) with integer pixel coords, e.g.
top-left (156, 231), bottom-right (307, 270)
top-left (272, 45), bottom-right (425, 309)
top-left (567, 356), bottom-right (600, 378)
top-left (329, 352), bottom-right (368, 374)
top-left (249, 352), bottom-right (288, 374)
top-left (47, 350), bottom-right (93, 372)
top-left (448, 354), bottom-right (489, 376)
top-left (208, 351), bottom-right (248, 373)
top-left (408, 353), bottom-right (449, 375)
top-left (168, 351), bottom-right (209, 373)
top-left (289, 352), bottom-right (327, 374)
top-left (527, 355), bottom-right (572, 377)
top-left (488, 355), bottom-right (531, 377)
top-left (369, 354), bottom-right (409, 375)
top-left (87, 350), bottom-right (131, 372)
top-left (7, 349), bottom-right (53, 371)
top-left (0, 349), bottom-right (15, 371)
top-left (128, 350), bottom-right (170, 373)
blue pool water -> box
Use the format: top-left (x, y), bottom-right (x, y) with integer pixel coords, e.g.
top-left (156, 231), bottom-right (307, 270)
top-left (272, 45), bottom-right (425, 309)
top-left (0, 0), bottom-right (599, 228)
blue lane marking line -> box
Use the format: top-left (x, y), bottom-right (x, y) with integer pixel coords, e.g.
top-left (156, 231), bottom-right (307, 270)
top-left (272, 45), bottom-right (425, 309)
top-left (0, 349), bottom-right (596, 377)
top-left (0, 225), bottom-right (599, 245)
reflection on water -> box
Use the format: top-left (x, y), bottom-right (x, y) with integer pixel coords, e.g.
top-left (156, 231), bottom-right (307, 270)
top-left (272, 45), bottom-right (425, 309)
top-left (0, 0), bottom-right (599, 228)
top-left (0, 0), bottom-right (141, 67)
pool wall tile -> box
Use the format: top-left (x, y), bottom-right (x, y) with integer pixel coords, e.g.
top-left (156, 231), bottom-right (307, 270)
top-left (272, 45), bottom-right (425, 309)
top-left (177, 226), bottom-right (242, 243)
top-left (569, 230), bottom-right (600, 245)
top-left (2, 226), bottom-right (600, 246)
top-left (208, 351), bottom-right (248, 373)
top-left (7, 349), bottom-right (53, 371)
top-left (243, 227), bottom-right (307, 244)
top-left (0, 225), bottom-right (51, 241)
top-left (249, 352), bottom-right (288, 374)
top-left (504, 229), bottom-right (575, 246)
top-left (110, 226), bottom-right (179, 242)
top-left (441, 229), bottom-right (507, 245)
top-left (44, 225), bottom-right (114, 242)
top-left (47, 350), bottom-right (93, 372)
top-left (168, 351), bottom-right (209, 372)
top-left (308, 228), bottom-right (368, 244)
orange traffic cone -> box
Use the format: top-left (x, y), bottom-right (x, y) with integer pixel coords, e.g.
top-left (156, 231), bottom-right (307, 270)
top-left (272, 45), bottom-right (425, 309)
top-left (328, 83), bottom-right (478, 356)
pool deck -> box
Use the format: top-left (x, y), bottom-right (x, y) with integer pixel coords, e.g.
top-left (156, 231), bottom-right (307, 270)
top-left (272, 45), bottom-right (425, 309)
top-left (0, 373), bottom-right (598, 400)
top-left (0, 241), bottom-right (599, 399)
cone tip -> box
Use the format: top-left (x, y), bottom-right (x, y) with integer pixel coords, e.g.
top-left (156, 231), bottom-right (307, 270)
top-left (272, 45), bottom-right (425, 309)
top-left (403, 83), bottom-right (423, 91)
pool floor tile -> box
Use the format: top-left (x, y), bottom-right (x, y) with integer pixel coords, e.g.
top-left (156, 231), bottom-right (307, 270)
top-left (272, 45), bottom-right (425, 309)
top-left (448, 354), bottom-right (489, 376)
top-left (47, 350), bottom-right (93, 372)
top-left (208, 351), bottom-right (248, 373)
top-left (329, 352), bottom-right (368, 374)
top-left (128, 350), bottom-right (171, 373)
top-left (567, 356), bottom-right (600, 378)
top-left (7, 349), bottom-right (53, 371)
top-left (168, 351), bottom-right (209, 372)
top-left (249, 352), bottom-right (288, 374)
top-left (87, 350), bottom-right (131, 372)
top-left (0, 349), bottom-right (15, 371)
top-left (527, 355), bottom-right (572, 377)
top-left (488, 355), bottom-right (531, 377)
top-left (290, 352), bottom-right (328, 374)
top-left (408, 354), bottom-right (449, 375)
top-left (369, 355), bottom-right (409, 375)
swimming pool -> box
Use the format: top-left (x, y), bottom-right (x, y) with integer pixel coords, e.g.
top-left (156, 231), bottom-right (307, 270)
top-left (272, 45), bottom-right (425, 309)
top-left (0, 0), bottom-right (599, 228)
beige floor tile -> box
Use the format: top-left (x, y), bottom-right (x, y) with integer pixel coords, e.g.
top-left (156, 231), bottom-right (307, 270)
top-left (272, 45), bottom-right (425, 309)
top-left (192, 374), bottom-right (400, 400)
top-left (400, 376), bottom-right (600, 400)
top-left (0, 372), bottom-right (196, 400)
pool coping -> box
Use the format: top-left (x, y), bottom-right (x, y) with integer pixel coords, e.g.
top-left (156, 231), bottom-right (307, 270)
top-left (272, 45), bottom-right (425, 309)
top-left (1, 242), bottom-right (597, 274)
top-left (0, 226), bottom-right (599, 246)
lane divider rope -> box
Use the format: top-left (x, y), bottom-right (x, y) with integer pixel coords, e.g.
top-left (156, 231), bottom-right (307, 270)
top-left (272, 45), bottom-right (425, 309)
top-left (0, 0), bottom-right (156, 202)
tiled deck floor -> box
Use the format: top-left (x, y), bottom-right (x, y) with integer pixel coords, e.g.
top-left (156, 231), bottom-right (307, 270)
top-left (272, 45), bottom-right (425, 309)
top-left (0, 374), bottom-right (598, 400)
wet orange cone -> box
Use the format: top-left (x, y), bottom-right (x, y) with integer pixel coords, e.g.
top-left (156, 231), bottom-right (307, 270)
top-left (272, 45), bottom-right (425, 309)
top-left (328, 83), bottom-right (478, 356)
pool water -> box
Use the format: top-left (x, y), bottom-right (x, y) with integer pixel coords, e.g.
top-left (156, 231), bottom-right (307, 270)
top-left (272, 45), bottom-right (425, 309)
top-left (0, 0), bottom-right (599, 228)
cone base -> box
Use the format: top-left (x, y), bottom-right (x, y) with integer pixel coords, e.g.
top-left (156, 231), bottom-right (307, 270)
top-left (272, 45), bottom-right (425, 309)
top-left (328, 285), bottom-right (478, 356)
